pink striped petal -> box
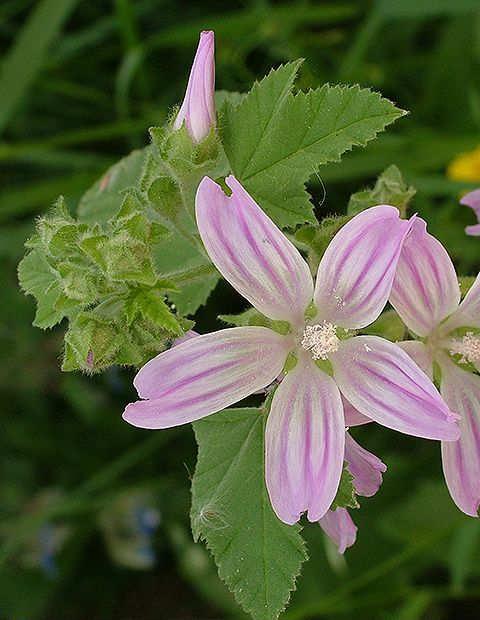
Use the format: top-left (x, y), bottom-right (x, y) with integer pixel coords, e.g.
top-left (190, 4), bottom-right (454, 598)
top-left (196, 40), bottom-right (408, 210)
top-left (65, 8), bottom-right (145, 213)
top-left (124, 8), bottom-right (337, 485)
top-left (265, 355), bottom-right (345, 524)
top-left (443, 274), bottom-right (480, 332)
top-left (314, 206), bottom-right (414, 329)
top-left (318, 508), bottom-right (357, 554)
top-left (343, 396), bottom-right (372, 427)
top-left (330, 335), bottom-right (460, 441)
top-left (397, 340), bottom-right (434, 379)
top-left (390, 218), bottom-right (460, 337)
top-left (196, 176), bottom-right (314, 326)
top-left (345, 433), bottom-right (386, 497)
top-left (461, 189), bottom-right (480, 236)
top-left (173, 31), bottom-right (215, 142)
top-left (440, 358), bottom-right (480, 517)
top-left (123, 327), bottom-right (291, 429)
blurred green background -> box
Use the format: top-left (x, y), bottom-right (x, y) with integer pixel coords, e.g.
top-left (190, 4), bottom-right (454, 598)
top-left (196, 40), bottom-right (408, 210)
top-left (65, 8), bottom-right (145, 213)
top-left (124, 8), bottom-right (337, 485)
top-left (2, 1), bottom-right (480, 618)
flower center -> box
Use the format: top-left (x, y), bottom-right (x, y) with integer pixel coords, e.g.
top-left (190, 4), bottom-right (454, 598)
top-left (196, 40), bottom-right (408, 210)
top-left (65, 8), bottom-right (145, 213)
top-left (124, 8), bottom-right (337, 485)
top-left (301, 321), bottom-right (339, 360)
top-left (449, 332), bottom-right (480, 365)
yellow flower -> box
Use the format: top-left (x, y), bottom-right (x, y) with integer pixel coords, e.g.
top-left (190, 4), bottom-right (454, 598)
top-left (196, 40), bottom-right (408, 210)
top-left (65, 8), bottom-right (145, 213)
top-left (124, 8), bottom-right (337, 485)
top-left (447, 146), bottom-right (480, 182)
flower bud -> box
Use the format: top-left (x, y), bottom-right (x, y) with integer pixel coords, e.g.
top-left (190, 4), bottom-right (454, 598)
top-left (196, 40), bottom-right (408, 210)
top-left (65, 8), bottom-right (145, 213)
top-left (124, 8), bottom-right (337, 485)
top-left (174, 30), bottom-right (215, 142)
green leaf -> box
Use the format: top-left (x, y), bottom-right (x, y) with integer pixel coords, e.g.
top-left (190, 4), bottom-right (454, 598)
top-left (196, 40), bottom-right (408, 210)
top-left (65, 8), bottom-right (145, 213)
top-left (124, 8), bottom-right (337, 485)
top-left (223, 62), bottom-right (406, 227)
top-left (348, 165), bottom-right (416, 216)
top-left (18, 250), bottom-right (64, 329)
top-left (192, 408), bottom-right (307, 620)
top-left (63, 313), bottom-right (119, 372)
top-left (125, 289), bottom-right (182, 335)
top-left (331, 466), bottom-right (359, 511)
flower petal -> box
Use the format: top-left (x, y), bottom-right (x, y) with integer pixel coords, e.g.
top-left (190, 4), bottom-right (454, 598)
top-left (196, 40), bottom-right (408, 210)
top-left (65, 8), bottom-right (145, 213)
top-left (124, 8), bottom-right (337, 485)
top-left (396, 340), bottom-right (434, 380)
top-left (123, 327), bottom-right (291, 429)
top-left (390, 218), bottom-right (460, 337)
top-left (314, 206), bottom-right (413, 329)
top-left (461, 189), bottom-right (480, 236)
top-left (265, 355), bottom-right (345, 524)
top-left (443, 274), bottom-right (480, 332)
top-left (318, 508), bottom-right (357, 554)
top-left (343, 396), bottom-right (372, 427)
top-left (330, 335), bottom-right (460, 441)
top-left (196, 176), bottom-right (314, 326)
top-left (440, 358), bottom-right (480, 517)
top-left (345, 433), bottom-right (386, 497)
top-left (173, 31), bottom-right (215, 142)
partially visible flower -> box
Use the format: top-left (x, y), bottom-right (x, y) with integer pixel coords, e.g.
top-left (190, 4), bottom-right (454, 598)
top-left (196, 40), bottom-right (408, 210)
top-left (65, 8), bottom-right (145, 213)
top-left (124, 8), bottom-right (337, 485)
top-left (389, 218), bottom-right (480, 516)
top-left (10, 489), bottom-right (70, 578)
top-left (319, 433), bottom-right (386, 553)
top-left (99, 490), bottom-right (161, 569)
top-left (173, 30), bottom-right (215, 142)
top-left (461, 189), bottom-right (480, 236)
top-left (124, 175), bottom-right (459, 525)
top-left (447, 146), bottom-right (480, 183)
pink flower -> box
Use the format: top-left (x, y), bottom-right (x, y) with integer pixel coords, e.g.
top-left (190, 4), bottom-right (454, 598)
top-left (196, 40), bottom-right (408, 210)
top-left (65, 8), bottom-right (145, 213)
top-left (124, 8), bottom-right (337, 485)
top-left (390, 218), bottom-right (480, 516)
top-left (124, 176), bottom-right (459, 525)
top-left (319, 433), bottom-right (386, 553)
top-left (461, 189), bottom-right (480, 236)
top-left (173, 31), bottom-right (215, 142)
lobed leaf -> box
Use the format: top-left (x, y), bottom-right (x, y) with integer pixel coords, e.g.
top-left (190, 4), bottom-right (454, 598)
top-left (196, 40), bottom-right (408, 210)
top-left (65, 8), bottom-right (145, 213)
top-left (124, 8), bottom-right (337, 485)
top-left (223, 62), bottom-right (406, 227)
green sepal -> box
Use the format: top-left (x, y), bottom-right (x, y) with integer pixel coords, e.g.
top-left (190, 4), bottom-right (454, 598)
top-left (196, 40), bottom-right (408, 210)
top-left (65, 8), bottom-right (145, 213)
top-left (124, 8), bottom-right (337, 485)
top-left (348, 165), bottom-right (416, 218)
top-left (219, 308), bottom-right (291, 334)
top-left (304, 302), bottom-right (317, 321)
top-left (283, 352), bottom-right (298, 373)
top-left (314, 358), bottom-right (334, 376)
top-left (459, 276), bottom-right (476, 298)
top-left (295, 215), bottom-right (351, 272)
top-left (362, 309), bottom-right (407, 341)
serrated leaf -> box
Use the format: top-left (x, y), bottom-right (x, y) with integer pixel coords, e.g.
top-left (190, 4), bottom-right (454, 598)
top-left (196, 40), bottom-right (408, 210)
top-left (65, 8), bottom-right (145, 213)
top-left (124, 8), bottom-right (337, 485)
top-left (125, 289), bottom-right (182, 334)
top-left (18, 250), bottom-right (64, 328)
top-left (223, 62), bottom-right (406, 227)
top-left (348, 165), bottom-right (416, 216)
top-left (192, 408), bottom-right (307, 620)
